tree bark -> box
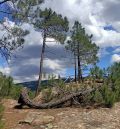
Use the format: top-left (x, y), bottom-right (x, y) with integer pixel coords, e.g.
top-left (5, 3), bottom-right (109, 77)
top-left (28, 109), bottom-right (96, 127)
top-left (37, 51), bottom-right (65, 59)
top-left (36, 31), bottom-right (46, 96)
top-left (78, 56), bottom-right (83, 82)
top-left (18, 87), bottom-right (95, 109)
top-left (74, 54), bottom-right (77, 82)
top-left (77, 43), bottom-right (83, 83)
top-left (78, 55), bottom-right (81, 82)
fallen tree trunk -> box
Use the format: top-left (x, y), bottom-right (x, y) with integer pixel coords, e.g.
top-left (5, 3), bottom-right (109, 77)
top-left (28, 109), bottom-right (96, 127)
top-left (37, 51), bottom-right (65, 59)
top-left (18, 87), bottom-right (95, 109)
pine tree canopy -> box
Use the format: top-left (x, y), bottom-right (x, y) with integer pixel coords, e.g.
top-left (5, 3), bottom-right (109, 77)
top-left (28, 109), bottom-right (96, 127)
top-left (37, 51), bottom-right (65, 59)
top-left (33, 8), bottom-right (69, 43)
top-left (66, 21), bottom-right (99, 66)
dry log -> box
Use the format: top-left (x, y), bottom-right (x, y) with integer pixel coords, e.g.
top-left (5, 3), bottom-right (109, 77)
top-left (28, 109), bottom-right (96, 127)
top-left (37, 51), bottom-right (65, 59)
top-left (18, 87), bottom-right (95, 109)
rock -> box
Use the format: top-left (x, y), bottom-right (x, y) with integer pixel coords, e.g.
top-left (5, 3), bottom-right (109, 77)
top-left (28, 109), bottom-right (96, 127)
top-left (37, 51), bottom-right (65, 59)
top-left (53, 125), bottom-right (58, 128)
top-left (19, 111), bottom-right (54, 126)
top-left (20, 112), bottom-right (41, 124)
top-left (71, 113), bottom-right (76, 116)
top-left (57, 112), bottom-right (64, 116)
top-left (46, 123), bottom-right (53, 129)
top-left (77, 124), bottom-right (86, 129)
top-left (32, 115), bottom-right (55, 126)
top-left (40, 125), bottom-right (46, 128)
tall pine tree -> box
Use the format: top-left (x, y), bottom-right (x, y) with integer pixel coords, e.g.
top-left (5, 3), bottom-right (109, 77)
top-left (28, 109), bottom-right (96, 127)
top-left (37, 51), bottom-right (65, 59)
top-left (32, 8), bottom-right (69, 95)
top-left (66, 21), bottom-right (99, 82)
top-left (1, 1), bottom-right (69, 95)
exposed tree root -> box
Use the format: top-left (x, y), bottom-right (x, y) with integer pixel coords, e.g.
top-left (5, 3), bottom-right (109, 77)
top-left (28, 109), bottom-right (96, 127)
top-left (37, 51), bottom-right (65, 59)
top-left (18, 87), bottom-right (95, 109)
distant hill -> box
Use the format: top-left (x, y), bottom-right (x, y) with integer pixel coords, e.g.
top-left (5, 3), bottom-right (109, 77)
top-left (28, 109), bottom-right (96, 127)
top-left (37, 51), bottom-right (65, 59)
top-left (17, 77), bottom-right (74, 91)
top-left (17, 80), bottom-right (48, 91)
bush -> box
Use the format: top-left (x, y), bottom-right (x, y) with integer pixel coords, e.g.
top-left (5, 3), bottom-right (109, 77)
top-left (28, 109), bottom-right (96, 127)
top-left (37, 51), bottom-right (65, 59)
top-left (104, 92), bottom-right (115, 108)
top-left (0, 103), bottom-right (4, 129)
top-left (81, 84), bottom-right (117, 108)
top-left (114, 79), bottom-right (120, 101)
top-left (101, 85), bottom-right (116, 108)
top-left (93, 90), bottom-right (103, 104)
top-left (9, 85), bottom-right (22, 100)
top-left (2, 84), bottom-right (35, 100)
top-left (0, 72), bottom-right (35, 100)
top-left (42, 88), bottom-right (53, 102)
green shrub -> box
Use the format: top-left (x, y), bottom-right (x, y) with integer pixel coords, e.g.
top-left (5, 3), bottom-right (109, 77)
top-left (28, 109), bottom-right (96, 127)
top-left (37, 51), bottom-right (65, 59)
top-left (7, 85), bottom-right (35, 100)
top-left (93, 90), bottom-right (103, 104)
top-left (0, 72), bottom-right (35, 100)
top-left (42, 88), bottom-right (53, 102)
top-left (9, 85), bottom-right (22, 100)
top-left (28, 90), bottom-right (35, 99)
top-left (114, 79), bottom-right (120, 101)
top-left (101, 85), bottom-right (116, 108)
top-left (0, 103), bottom-right (4, 129)
top-left (104, 92), bottom-right (115, 108)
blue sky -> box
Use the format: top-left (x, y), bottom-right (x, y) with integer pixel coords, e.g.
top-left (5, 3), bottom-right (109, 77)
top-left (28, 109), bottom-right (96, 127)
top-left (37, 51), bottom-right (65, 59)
top-left (0, 0), bottom-right (120, 82)
top-left (104, 25), bottom-right (116, 31)
top-left (0, 3), bottom-right (12, 20)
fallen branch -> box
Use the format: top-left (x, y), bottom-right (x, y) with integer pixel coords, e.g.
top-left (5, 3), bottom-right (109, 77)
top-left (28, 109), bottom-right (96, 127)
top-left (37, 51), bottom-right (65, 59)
top-left (18, 87), bottom-right (95, 109)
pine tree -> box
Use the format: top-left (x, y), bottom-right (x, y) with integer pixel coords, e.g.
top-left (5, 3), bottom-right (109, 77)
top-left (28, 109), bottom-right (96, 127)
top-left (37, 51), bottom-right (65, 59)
top-left (66, 21), bottom-right (99, 82)
top-left (90, 65), bottom-right (104, 79)
top-left (1, 0), bottom-right (69, 95)
top-left (32, 8), bottom-right (69, 95)
top-left (13, 0), bottom-right (44, 21)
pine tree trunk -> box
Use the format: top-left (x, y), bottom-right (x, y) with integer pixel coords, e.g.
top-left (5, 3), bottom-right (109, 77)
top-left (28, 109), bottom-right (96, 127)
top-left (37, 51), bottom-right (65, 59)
top-left (78, 55), bottom-right (81, 82)
top-left (35, 31), bottom-right (46, 96)
top-left (74, 55), bottom-right (77, 82)
top-left (77, 43), bottom-right (83, 83)
top-left (78, 57), bottom-right (83, 82)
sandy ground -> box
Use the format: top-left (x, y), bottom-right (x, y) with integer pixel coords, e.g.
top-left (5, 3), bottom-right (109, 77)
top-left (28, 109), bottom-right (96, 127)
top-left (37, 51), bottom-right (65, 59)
top-left (2, 99), bottom-right (120, 129)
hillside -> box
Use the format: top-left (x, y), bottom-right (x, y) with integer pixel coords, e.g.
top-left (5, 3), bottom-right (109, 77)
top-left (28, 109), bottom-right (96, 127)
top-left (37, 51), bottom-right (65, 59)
top-left (17, 78), bottom-right (72, 91)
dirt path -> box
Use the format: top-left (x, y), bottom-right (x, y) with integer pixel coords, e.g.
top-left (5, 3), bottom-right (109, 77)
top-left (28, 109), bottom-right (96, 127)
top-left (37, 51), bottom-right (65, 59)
top-left (2, 99), bottom-right (120, 129)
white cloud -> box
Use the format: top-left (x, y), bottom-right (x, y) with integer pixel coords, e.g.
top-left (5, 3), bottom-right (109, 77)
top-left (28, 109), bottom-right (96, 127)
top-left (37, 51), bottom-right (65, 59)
top-left (3, 17), bottom-right (15, 29)
top-left (7, 0), bottom-right (120, 82)
top-left (20, 23), bottom-right (43, 45)
top-left (41, 0), bottom-right (120, 49)
top-left (8, 31), bottom-right (71, 82)
top-left (1, 0), bottom-right (120, 82)
top-left (44, 59), bottom-right (62, 71)
top-left (113, 48), bottom-right (120, 53)
top-left (0, 66), bottom-right (10, 75)
top-left (90, 26), bottom-right (120, 48)
top-left (113, 21), bottom-right (120, 32)
top-left (111, 54), bottom-right (120, 63)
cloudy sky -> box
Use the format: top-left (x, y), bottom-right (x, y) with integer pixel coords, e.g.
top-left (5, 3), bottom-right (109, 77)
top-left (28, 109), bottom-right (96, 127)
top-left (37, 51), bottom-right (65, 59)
top-left (0, 0), bottom-right (120, 83)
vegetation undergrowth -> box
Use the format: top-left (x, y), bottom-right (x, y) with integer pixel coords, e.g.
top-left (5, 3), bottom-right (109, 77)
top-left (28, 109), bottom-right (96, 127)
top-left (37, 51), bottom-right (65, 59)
top-left (0, 102), bottom-right (4, 129)
top-left (0, 72), bottom-right (35, 100)
top-left (0, 64), bottom-right (120, 109)
top-left (38, 63), bottom-right (120, 108)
